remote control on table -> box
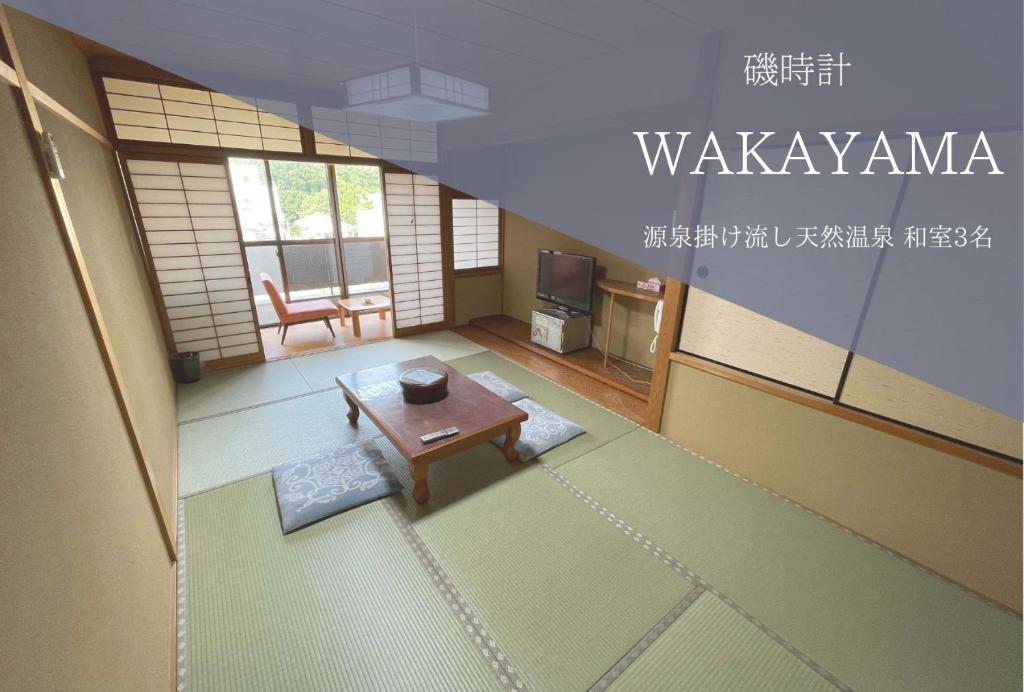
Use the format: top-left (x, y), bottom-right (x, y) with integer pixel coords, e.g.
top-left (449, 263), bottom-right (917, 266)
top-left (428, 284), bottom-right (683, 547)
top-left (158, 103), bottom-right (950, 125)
top-left (420, 426), bottom-right (459, 444)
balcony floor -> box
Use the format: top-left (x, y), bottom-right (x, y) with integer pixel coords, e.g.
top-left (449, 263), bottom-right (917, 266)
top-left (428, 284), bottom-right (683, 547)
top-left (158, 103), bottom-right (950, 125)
top-left (260, 313), bottom-right (392, 361)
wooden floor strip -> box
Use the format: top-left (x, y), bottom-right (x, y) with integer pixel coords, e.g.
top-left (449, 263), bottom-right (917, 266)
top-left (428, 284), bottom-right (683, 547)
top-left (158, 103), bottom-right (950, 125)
top-left (453, 325), bottom-right (648, 424)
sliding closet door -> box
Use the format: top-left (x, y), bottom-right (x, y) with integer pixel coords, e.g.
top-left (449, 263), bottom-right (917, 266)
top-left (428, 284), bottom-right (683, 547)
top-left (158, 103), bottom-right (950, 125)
top-left (383, 171), bottom-right (449, 335)
top-left (124, 156), bottom-right (264, 365)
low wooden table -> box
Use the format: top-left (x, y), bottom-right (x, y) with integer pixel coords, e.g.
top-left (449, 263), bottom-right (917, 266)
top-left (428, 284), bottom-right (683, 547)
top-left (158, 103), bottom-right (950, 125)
top-left (337, 295), bottom-right (391, 338)
top-left (336, 355), bottom-right (528, 504)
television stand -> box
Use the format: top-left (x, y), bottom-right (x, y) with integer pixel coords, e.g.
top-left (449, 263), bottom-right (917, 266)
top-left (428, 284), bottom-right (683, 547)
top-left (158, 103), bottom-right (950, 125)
top-left (530, 308), bottom-right (591, 354)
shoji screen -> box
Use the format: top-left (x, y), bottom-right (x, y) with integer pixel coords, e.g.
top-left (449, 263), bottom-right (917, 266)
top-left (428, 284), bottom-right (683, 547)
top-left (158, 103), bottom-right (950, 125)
top-left (125, 158), bottom-right (262, 364)
top-left (679, 288), bottom-right (849, 396)
top-left (383, 172), bottom-right (446, 331)
top-left (311, 106), bottom-right (437, 162)
top-left (103, 78), bottom-right (301, 153)
top-left (451, 198), bottom-right (500, 270)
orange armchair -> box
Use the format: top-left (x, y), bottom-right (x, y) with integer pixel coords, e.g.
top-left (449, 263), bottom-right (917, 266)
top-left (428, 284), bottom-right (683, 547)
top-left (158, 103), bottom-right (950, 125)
top-left (261, 273), bottom-right (337, 344)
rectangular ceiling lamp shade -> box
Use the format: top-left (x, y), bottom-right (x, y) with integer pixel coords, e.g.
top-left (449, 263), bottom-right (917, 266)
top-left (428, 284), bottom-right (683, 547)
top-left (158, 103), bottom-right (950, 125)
top-left (344, 65), bottom-right (488, 122)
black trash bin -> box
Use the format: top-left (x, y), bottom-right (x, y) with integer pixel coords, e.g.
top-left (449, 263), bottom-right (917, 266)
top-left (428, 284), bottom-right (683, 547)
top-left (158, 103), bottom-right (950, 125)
top-left (169, 351), bottom-right (201, 384)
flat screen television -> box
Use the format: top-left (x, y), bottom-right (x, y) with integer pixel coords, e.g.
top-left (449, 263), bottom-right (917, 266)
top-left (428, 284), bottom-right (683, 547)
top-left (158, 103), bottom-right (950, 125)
top-left (536, 250), bottom-right (596, 314)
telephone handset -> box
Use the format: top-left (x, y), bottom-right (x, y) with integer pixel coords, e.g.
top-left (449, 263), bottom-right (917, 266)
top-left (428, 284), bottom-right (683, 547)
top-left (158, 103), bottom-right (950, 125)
top-left (650, 298), bottom-right (664, 354)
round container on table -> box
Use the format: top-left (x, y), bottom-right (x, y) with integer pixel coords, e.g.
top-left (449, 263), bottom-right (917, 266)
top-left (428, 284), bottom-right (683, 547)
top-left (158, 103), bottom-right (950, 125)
top-left (398, 368), bottom-right (449, 404)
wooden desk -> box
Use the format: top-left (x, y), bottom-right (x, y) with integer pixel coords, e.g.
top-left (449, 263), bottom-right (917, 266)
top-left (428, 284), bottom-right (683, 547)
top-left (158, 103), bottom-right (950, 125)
top-left (595, 279), bottom-right (662, 368)
top-left (336, 355), bottom-right (528, 504)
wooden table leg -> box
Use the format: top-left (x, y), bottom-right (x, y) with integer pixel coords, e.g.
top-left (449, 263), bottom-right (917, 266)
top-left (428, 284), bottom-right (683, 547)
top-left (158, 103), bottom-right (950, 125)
top-left (344, 392), bottom-right (360, 425)
top-left (351, 311), bottom-right (362, 338)
top-left (378, 308), bottom-right (387, 320)
top-left (502, 423), bottom-right (521, 462)
top-left (338, 306), bottom-right (346, 327)
top-left (603, 294), bottom-right (615, 368)
top-left (411, 462), bottom-right (430, 504)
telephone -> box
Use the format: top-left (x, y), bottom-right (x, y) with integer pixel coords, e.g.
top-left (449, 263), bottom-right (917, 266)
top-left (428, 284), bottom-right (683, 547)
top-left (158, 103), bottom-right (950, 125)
top-left (650, 298), bottom-right (664, 354)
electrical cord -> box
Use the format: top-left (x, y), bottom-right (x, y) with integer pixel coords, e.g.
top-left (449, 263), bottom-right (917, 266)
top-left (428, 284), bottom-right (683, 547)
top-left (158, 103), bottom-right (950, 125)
top-left (589, 324), bottom-right (654, 385)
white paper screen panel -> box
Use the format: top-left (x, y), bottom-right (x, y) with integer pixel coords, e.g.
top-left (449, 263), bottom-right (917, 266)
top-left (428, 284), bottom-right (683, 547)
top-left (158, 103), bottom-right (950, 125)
top-left (679, 288), bottom-right (849, 396)
top-left (311, 106), bottom-right (436, 162)
top-left (839, 355), bottom-right (1023, 459)
top-left (451, 199), bottom-right (500, 270)
top-left (127, 158), bottom-right (260, 362)
top-left (104, 78), bottom-right (301, 153)
top-left (384, 172), bottom-right (444, 329)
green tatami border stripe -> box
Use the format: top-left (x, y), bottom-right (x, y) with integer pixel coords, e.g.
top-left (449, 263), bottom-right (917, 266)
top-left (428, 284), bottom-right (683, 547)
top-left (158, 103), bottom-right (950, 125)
top-left (589, 587), bottom-right (706, 691)
top-left (179, 468), bottom-right (271, 501)
top-left (177, 386), bottom-right (333, 426)
top-left (382, 498), bottom-right (527, 692)
top-left (538, 462), bottom-right (852, 692)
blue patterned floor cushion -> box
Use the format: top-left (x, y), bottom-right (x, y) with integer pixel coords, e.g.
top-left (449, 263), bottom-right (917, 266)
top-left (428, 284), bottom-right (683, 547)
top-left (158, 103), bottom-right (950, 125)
top-left (272, 439), bottom-right (400, 534)
top-left (468, 370), bottom-right (528, 402)
top-left (491, 398), bottom-right (585, 462)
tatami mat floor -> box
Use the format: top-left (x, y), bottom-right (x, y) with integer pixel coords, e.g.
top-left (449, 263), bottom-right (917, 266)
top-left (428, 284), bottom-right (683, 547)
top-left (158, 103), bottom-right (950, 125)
top-left (176, 331), bottom-right (1022, 691)
top-left (177, 330), bottom-right (487, 423)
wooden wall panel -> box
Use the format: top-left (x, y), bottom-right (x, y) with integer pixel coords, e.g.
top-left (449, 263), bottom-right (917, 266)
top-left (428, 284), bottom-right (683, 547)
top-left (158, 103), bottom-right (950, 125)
top-left (679, 287), bottom-right (849, 396)
top-left (840, 355), bottom-right (1023, 459)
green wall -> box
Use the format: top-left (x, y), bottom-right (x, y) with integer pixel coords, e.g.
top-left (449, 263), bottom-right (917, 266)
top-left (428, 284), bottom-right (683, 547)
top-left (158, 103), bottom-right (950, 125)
top-left (453, 273), bottom-right (503, 325)
top-left (0, 10), bottom-right (177, 689)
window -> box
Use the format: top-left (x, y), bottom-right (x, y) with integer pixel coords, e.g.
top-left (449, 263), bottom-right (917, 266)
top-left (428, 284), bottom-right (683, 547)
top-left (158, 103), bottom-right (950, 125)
top-left (227, 158), bottom-right (275, 242)
top-left (268, 161), bottom-right (332, 240)
top-left (334, 165), bottom-right (385, 239)
top-left (229, 158), bottom-right (391, 323)
top-left (334, 165), bottom-right (388, 295)
top-left (451, 197), bottom-right (501, 271)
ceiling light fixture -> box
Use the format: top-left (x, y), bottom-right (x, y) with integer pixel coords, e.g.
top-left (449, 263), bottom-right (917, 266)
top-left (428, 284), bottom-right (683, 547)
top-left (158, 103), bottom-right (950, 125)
top-left (342, 4), bottom-right (489, 122)
top-left (344, 64), bottom-right (488, 122)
